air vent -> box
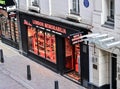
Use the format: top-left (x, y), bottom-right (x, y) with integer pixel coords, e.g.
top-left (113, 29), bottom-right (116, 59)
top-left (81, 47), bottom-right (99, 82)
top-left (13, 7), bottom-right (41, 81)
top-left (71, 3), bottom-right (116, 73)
top-left (66, 14), bottom-right (81, 22)
top-left (28, 6), bottom-right (40, 13)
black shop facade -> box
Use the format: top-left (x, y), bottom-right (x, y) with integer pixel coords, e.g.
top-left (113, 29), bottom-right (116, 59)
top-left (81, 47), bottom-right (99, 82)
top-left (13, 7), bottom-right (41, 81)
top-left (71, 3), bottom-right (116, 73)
top-left (19, 12), bottom-right (90, 87)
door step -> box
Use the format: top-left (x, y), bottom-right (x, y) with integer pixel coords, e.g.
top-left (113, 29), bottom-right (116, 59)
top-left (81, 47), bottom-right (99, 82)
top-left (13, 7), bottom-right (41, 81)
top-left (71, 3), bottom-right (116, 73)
top-left (63, 74), bottom-right (81, 85)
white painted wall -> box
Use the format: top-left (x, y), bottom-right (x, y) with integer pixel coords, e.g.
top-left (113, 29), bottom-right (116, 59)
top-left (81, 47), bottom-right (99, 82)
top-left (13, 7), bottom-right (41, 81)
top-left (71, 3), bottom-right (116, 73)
top-left (99, 50), bottom-right (110, 86)
top-left (80, 0), bottom-right (94, 24)
top-left (90, 46), bottom-right (110, 87)
top-left (89, 44), bottom-right (93, 83)
top-left (51, 0), bottom-right (69, 18)
top-left (115, 0), bottom-right (120, 35)
top-left (18, 0), bottom-right (28, 10)
top-left (102, 0), bottom-right (109, 24)
top-left (40, 0), bottom-right (51, 15)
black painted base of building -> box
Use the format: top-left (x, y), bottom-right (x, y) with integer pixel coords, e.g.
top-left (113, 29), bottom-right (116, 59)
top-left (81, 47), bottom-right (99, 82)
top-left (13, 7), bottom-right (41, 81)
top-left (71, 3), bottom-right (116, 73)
top-left (88, 82), bottom-right (110, 89)
top-left (1, 36), bottom-right (19, 49)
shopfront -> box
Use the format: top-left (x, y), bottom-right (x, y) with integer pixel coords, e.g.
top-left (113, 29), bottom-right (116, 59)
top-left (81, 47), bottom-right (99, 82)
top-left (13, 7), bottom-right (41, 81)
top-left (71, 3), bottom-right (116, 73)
top-left (0, 0), bottom-right (19, 49)
top-left (19, 12), bottom-right (91, 87)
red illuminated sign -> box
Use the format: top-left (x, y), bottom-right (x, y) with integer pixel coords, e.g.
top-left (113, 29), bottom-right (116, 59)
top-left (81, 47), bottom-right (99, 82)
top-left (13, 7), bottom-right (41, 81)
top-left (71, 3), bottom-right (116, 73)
top-left (32, 20), bottom-right (44, 27)
top-left (24, 20), bottom-right (32, 26)
top-left (70, 33), bottom-right (83, 45)
top-left (32, 20), bottom-right (66, 34)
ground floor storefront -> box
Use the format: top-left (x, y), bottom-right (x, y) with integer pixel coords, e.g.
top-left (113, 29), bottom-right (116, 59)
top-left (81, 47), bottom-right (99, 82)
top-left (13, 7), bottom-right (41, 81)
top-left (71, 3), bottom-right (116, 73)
top-left (18, 12), bottom-right (91, 88)
top-left (0, 7), bottom-right (19, 49)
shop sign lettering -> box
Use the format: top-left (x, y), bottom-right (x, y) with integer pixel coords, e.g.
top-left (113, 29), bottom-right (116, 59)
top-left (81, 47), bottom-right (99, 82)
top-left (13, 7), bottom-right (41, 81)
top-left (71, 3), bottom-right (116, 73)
top-left (32, 20), bottom-right (44, 27)
top-left (70, 32), bottom-right (83, 45)
top-left (24, 20), bottom-right (32, 26)
top-left (32, 20), bottom-right (66, 34)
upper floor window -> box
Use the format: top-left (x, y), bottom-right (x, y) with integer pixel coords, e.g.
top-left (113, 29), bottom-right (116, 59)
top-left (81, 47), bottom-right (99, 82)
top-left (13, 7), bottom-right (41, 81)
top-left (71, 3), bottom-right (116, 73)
top-left (29, 0), bottom-right (40, 13)
top-left (32, 0), bottom-right (39, 7)
top-left (110, 0), bottom-right (114, 20)
top-left (70, 0), bottom-right (80, 15)
top-left (102, 0), bottom-right (114, 29)
top-left (29, 0), bottom-right (39, 7)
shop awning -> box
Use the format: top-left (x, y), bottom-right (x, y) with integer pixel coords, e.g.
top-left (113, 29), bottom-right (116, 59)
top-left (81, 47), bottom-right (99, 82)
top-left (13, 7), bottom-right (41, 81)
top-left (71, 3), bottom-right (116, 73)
top-left (0, 0), bottom-right (15, 7)
top-left (81, 33), bottom-right (120, 49)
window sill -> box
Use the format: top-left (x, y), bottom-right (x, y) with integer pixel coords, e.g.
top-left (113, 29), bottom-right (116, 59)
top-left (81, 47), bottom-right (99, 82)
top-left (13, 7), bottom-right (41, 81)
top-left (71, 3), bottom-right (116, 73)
top-left (101, 20), bottom-right (114, 29)
top-left (28, 6), bottom-right (40, 13)
top-left (70, 13), bottom-right (80, 16)
top-left (70, 9), bottom-right (80, 16)
top-left (101, 24), bottom-right (114, 29)
top-left (66, 14), bottom-right (81, 22)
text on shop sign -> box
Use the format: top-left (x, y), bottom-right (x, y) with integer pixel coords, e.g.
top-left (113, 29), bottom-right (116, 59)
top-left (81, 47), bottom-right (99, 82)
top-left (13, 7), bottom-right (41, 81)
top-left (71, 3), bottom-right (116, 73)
top-left (24, 19), bottom-right (66, 34)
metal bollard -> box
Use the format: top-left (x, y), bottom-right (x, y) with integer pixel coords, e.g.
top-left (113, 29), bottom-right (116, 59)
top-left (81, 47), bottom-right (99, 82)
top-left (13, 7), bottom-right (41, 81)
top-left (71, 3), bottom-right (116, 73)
top-left (27, 65), bottom-right (31, 80)
top-left (54, 81), bottom-right (59, 89)
top-left (0, 49), bottom-right (4, 63)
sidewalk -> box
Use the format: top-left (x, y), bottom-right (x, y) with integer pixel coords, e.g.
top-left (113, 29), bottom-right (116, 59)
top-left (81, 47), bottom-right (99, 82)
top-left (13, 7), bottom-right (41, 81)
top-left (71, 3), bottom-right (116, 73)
top-left (0, 41), bottom-right (86, 89)
top-left (0, 70), bottom-right (27, 89)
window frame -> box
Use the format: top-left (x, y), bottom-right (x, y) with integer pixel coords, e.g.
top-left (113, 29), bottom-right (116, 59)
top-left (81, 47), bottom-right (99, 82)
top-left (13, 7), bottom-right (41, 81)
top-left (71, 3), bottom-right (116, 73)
top-left (30, 0), bottom-right (39, 7)
top-left (109, 0), bottom-right (114, 19)
top-left (70, 0), bottom-right (80, 15)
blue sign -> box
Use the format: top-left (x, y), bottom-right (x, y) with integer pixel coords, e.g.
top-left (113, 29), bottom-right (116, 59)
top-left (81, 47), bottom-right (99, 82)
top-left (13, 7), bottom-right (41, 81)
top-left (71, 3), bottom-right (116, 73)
top-left (83, 0), bottom-right (89, 8)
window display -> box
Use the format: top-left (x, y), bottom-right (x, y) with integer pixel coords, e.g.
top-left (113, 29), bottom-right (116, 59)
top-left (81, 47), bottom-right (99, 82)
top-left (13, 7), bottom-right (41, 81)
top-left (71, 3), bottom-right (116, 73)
top-left (65, 38), bottom-right (74, 70)
top-left (0, 9), bottom-right (19, 45)
top-left (14, 19), bottom-right (19, 42)
top-left (1, 19), bottom-right (11, 39)
top-left (27, 26), bottom-right (56, 64)
top-left (10, 17), bottom-right (19, 42)
top-left (28, 26), bottom-right (38, 54)
top-left (45, 32), bottom-right (56, 63)
top-left (75, 43), bottom-right (80, 73)
top-left (1, 16), bottom-right (19, 43)
top-left (38, 30), bottom-right (45, 58)
top-left (65, 38), bottom-right (81, 81)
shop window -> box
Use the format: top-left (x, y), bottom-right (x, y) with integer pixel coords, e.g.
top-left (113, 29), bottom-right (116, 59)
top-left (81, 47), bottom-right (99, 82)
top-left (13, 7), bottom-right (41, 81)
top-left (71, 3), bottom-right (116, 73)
top-left (27, 26), bottom-right (56, 64)
top-left (28, 26), bottom-right (38, 54)
top-left (0, 11), bottom-right (10, 39)
top-left (65, 38), bottom-right (74, 70)
top-left (14, 18), bottom-right (19, 42)
top-left (10, 17), bottom-right (19, 42)
top-left (38, 30), bottom-right (45, 58)
top-left (45, 32), bottom-right (56, 64)
top-left (1, 20), bottom-right (11, 39)
top-left (75, 44), bottom-right (80, 73)
top-left (0, 11), bottom-right (19, 43)
top-left (65, 38), bottom-right (81, 81)
top-left (70, 0), bottom-right (80, 15)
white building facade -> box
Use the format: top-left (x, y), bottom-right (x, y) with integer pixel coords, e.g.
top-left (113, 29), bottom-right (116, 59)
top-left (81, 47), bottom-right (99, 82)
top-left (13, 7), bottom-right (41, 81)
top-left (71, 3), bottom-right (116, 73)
top-left (17, 0), bottom-right (120, 89)
top-left (90, 0), bottom-right (120, 89)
